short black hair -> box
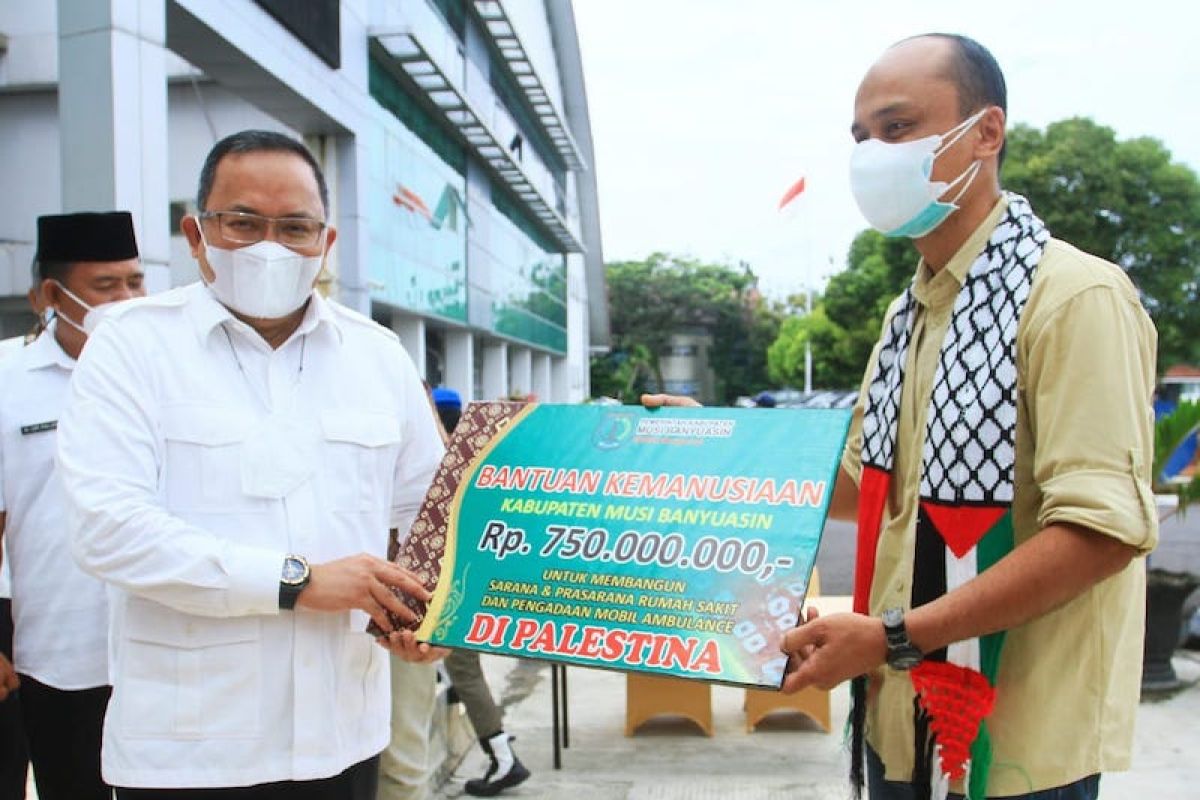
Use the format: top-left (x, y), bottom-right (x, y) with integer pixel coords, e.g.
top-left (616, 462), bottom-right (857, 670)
top-left (197, 130), bottom-right (329, 214)
top-left (910, 33), bottom-right (1008, 166)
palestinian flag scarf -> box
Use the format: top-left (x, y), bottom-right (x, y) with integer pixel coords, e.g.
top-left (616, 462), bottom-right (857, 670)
top-left (850, 194), bottom-right (1049, 799)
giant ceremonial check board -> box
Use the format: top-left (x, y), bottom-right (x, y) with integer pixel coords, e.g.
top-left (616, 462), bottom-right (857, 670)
top-left (392, 401), bottom-right (851, 689)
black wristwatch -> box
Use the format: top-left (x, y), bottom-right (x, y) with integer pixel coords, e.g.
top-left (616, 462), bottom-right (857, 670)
top-left (882, 607), bottom-right (923, 670)
top-left (279, 554), bottom-right (311, 610)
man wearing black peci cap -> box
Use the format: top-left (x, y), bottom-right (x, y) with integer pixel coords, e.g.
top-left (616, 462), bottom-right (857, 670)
top-left (0, 211), bottom-right (144, 800)
top-left (32, 212), bottom-right (145, 360)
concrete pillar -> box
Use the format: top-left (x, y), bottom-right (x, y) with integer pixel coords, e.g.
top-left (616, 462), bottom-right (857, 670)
top-left (392, 314), bottom-right (427, 379)
top-left (445, 328), bottom-right (474, 401)
top-left (333, 133), bottom-right (371, 314)
top-left (58, 0), bottom-right (170, 292)
top-left (532, 352), bottom-right (552, 402)
top-left (551, 355), bottom-right (570, 402)
top-left (508, 346), bottom-right (532, 399)
top-left (481, 340), bottom-right (508, 401)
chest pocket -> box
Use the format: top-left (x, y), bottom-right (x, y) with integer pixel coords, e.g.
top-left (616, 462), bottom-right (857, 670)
top-left (118, 596), bottom-right (261, 740)
top-left (14, 420), bottom-right (57, 479)
top-left (160, 406), bottom-right (258, 513)
top-left (319, 411), bottom-right (403, 512)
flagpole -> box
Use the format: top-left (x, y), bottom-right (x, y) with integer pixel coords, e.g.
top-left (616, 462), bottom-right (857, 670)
top-left (804, 282), bottom-right (812, 394)
top-left (777, 175), bottom-right (810, 394)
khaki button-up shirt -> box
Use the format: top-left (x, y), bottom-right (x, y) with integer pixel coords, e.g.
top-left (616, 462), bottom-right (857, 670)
top-left (841, 197), bottom-right (1158, 795)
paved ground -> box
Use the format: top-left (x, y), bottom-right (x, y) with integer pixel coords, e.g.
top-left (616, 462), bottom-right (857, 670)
top-left (438, 643), bottom-right (1200, 800)
top-left (437, 512), bottom-right (1200, 799)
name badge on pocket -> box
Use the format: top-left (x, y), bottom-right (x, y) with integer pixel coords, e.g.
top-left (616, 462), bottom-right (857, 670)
top-left (20, 420), bottom-right (57, 435)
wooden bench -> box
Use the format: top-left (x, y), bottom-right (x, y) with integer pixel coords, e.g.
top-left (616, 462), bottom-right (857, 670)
top-left (624, 569), bottom-right (829, 736)
top-left (743, 568), bottom-right (832, 733)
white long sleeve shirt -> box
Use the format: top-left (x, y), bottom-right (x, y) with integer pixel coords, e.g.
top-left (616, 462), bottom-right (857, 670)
top-left (57, 283), bottom-right (444, 788)
top-left (0, 325), bottom-right (109, 688)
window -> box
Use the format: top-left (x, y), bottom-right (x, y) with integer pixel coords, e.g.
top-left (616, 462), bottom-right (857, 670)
top-left (169, 201), bottom-right (191, 236)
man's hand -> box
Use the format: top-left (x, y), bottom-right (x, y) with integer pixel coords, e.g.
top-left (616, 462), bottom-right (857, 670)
top-left (779, 610), bottom-right (887, 693)
top-left (640, 393), bottom-right (701, 408)
top-left (297, 553), bottom-right (431, 634)
top-left (0, 654), bottom-right (18, 702)
top-left (376, 629), bottom-right (448, 663)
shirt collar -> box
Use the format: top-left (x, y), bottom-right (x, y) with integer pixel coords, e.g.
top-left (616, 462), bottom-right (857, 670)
top-left (22, 321), bottom-right (76, 372)
top-left (911, 195), bottom-right (1009, 310)
top-left (186, 283), bottom-right (344, 348)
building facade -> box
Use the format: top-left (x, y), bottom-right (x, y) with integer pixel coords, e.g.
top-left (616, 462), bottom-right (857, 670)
top-left (0, 0), bottom-right (608, 401)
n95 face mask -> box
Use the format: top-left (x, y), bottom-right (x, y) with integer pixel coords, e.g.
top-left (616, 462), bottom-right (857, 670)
top-left (849, 108), bottom-right (987, 239)
top-left (197, 221), bottom-right (324, 319)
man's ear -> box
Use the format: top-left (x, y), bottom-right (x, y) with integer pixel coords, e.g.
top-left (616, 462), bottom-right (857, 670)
top-left (39, 277), bottom-right (62, 309)
top-left (181, 215), bottom-right (203, 257)
top-left (974, 106), bottom-right (1006, 161)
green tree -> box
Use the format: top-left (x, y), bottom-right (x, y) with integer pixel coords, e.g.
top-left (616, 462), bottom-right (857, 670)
top-left (767, 231), bottom-right (916, 388)
top-left (767, 117), bottom-right (1200, 386)
top-left (589, 254), bottom-right (781, 403)
top-left (1003, 118), bottom-right (1200, 369)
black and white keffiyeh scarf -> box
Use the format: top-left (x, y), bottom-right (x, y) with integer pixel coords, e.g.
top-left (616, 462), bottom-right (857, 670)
top-left (851, 194), bottom-right (1049, 800)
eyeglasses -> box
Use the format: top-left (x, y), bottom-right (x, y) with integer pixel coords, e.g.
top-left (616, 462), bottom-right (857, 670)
top-left (199, 211), bottom-right (326, 249)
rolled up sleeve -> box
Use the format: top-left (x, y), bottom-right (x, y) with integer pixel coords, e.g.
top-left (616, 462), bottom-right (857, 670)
top-left (1024, 285), bottom-right (1158, 553)
top-left (58, 323), bottom-right (283, 618)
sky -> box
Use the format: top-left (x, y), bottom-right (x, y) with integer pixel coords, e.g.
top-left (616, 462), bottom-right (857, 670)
top-left (572, 0), bottom-right (1200, 298)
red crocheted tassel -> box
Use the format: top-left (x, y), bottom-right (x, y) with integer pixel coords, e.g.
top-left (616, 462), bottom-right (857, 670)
top-left (910, 661), bottom-right (996, 781)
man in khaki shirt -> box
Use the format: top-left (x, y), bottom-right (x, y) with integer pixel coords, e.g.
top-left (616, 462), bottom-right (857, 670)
top-left (770, 34), bottom-right (1156, 800)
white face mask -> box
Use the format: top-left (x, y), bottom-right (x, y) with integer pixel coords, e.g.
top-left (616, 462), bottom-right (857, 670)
top-left (197, 220), bottom-right (325, 319)
top-left (52, 281), bottom-right (124, 336)
top-left (849, 108), bottom-right (987, 239)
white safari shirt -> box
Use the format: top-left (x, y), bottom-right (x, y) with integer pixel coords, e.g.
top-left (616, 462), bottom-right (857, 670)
top-left (57, 284), bottom-right (444, 788)
top-left (0, 326), bottom-right (109, 688)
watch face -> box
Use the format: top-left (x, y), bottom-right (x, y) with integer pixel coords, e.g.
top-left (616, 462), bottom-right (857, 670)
top-left (282, 557), bottom-right (308, 584)
top-left (882, 607), bottom-right (904, 629)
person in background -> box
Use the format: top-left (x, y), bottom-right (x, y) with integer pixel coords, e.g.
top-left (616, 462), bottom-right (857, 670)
top-left (0, 550), bottom-right (24, 800)
top-left (431, 387), bottom-right (462, 433)
top-left (380, 386), bottom-right (530, 798)
top-left (752, 391), bottom-right (776, 408)
top-left (56, 130), bottom-right (445, 798)
top-left (433, 387), bottom-right (531, 797)
top-left (0, 211), bottom-right (145, 800)
top-left (0, 258), bottom-right (42, 800)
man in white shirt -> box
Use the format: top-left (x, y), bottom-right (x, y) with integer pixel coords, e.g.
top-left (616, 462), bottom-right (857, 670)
top-left (57, 130), bottom-right (446, 798)
top-left (0, 211), bottom-right (146, 800)
top-left (0, 471), bottom-right (27, 800)
top-left (0, 269), bottom-right (45, 800)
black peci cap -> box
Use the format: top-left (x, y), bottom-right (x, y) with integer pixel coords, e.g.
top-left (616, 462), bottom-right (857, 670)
top-left (35, 211), bottom-right (139, 266)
